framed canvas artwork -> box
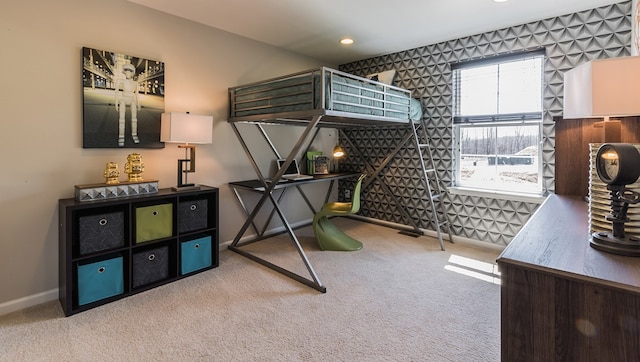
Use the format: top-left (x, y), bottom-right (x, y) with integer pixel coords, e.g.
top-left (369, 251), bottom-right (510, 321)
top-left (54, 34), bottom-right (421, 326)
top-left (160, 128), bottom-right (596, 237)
top-left (82, 47), bottom-right (165, 148)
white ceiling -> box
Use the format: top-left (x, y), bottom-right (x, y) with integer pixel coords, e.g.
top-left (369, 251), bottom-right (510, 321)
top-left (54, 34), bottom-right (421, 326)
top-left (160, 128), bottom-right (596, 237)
top-left (128, 0), bottom-right (622, 64)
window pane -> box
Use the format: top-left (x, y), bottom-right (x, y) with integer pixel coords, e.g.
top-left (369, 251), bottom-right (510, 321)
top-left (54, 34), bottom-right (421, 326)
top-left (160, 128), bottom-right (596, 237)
top-left (456, 56), bottom-right (543, 118)
top-left (458, 125), bottom-right (539, 193)
top-left (498, 58), bottom-right (542, 114)
top-left (458, 65), bottom-right (498, 116)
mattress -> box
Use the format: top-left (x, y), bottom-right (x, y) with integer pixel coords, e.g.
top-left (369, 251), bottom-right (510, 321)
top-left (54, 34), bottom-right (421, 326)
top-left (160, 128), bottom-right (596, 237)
top-left (230, 68), bottom-right (422, 122)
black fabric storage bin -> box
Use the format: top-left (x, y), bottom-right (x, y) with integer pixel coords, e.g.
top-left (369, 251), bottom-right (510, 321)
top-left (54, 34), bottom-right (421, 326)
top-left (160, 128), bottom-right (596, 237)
top-left (132, 245), bottom-right (169, 288)
top-left (78, 212), bottom-right (125, 255)
top-left (178, 199), bottom-right (208, 233)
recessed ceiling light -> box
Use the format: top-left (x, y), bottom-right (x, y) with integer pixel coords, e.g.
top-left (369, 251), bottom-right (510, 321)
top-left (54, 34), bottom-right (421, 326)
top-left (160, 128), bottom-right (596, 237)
top-left (340, 38), bottom-right (354, 45)
top-left (493, 0), bottom-right (508, 2)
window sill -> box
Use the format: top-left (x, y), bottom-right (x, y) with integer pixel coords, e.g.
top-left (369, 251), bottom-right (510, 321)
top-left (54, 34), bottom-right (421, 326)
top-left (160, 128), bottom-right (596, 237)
top-left (448, 186), bottom-right (547, 204)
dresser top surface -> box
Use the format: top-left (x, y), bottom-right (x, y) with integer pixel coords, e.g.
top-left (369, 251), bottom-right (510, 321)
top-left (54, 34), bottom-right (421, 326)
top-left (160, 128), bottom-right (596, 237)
top-left (497, 194), bottom-right (640, 293)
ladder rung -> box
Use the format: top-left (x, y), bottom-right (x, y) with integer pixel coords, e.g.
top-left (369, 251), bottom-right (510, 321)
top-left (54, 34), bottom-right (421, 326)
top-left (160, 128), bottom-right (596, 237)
top-left (434, 216), bottom-right (449, 224)
top-left (424, 168), bottom-right (436, 174)
top-left (433, 219), bottom-right (448, 227)
top-left (418, 143), bottom-right (429, 148)
top-left (430, 192), bottom-right (446, 200)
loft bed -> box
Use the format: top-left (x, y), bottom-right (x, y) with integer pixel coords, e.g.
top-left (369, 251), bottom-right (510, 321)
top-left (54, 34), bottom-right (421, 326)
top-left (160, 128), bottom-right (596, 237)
top-left (227, 66), bottom-right (429, 292)
top-left (228, 66), bottom-right (422, 127)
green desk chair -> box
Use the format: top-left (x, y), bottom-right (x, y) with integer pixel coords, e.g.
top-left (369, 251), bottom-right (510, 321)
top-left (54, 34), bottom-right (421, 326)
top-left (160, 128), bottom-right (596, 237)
top-left (312, 173), bottom-right (366, 251)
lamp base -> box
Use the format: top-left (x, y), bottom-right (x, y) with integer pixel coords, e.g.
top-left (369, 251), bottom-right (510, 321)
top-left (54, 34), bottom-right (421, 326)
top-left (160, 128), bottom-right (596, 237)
top-left (171, 184), bottom-right (201, 192)
top-left (590, 231), bottom-right (640, 256)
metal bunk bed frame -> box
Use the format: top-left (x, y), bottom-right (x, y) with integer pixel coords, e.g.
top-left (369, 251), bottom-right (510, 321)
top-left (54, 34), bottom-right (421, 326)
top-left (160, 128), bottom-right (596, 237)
top-left (227, 67), bottom-right (450, 292)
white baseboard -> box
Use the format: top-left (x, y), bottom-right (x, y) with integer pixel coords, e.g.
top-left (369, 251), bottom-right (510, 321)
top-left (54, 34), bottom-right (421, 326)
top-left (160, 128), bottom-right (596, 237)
top-left (0, 234), bottom-right (248, 317)
top-left (220, 214), bottom-right (505, 252)
top-left (0, 288), bottom-right (58, 317)
top-left (347, 214), bottom-right (506, 252)
top-left (1, 220), bottom-right (312, 318)
top-left (3, 216), bottom-right (500, 317)
top-left (219, 219), bottom-right (313, 248)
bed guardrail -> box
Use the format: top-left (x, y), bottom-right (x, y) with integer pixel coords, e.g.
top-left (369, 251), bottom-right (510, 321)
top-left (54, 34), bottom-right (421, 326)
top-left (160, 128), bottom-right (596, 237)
top-left (228, 67), bottom-right (412, 121)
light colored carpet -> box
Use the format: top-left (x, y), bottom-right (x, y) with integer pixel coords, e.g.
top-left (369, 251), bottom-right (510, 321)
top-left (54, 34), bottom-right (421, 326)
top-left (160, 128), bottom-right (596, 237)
top-left (0, 219), bottom-right (502, 361)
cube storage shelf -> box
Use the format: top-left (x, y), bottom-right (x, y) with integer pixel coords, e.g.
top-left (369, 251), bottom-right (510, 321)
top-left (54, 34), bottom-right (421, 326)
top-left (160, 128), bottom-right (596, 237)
top-left (59, 186), bottom-right (219, 316)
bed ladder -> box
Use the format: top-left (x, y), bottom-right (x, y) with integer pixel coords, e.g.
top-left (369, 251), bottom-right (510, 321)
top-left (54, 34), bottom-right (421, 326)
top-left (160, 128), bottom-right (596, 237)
top-left (408, 118), bottom-right (453, 251)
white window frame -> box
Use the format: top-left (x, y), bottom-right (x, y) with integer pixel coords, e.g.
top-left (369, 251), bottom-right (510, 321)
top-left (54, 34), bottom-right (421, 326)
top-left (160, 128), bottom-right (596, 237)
top-left (451, 50), bottom-right (545, 197)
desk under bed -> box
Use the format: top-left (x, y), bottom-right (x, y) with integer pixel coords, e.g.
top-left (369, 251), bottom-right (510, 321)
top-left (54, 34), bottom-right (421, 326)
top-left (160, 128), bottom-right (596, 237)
top-left (227, 67), bottom-right (427, 292)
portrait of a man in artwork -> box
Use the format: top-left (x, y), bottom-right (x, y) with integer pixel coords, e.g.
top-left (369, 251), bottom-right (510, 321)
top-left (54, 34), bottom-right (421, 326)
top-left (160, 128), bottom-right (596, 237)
top-left (82, 47), bottom-right (165, 148)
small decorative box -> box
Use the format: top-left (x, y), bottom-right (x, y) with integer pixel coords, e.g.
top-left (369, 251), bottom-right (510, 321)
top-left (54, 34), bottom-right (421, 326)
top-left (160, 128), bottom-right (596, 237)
top-left (74, 180), bottom-right (159, 202)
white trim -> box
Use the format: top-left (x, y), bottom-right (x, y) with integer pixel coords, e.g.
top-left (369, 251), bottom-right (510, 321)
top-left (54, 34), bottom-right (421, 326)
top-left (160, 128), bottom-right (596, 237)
top-left (218, 218), bottom-right (314, 249)
top-left (448, 186), bottom-right (547, 204)
top-left (0, 288), bottom-right (58, 317)
top-left (0, 220), bottom-right (312, 317)
top-left (348, 214), bottom-right (506, 252)
top-left (221, 214), bottom-right (508, 252)
top-left (5, 215), bottom-right (507, 317)
top-left (2, 219), bottom-right (310, 317)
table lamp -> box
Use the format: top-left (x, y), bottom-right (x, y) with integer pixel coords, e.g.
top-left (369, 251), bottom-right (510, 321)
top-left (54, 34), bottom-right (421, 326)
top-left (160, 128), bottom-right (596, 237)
top-left (332, 144), bottom-right (345, 172)
top-left (563, 56), bottom-right (640, 253)
top-left (563, 56), bottom-right (640, 142)
top-left (161, 112), bottom-right (213, 191)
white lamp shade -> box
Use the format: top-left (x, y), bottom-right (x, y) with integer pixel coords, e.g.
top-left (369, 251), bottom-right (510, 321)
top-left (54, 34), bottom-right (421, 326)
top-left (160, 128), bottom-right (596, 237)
top-left (563, 56), bottom-right (640, 118)
top-left (161, 112), bottom-right (213, 144)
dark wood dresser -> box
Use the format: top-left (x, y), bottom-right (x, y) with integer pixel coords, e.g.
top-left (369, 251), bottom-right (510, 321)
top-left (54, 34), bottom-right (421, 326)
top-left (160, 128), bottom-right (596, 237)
top-left (497, 194), bottom-right (640, 361)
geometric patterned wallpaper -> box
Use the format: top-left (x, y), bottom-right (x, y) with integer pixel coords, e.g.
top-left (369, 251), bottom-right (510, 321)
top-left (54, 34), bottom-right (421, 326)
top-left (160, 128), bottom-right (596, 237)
top-left (339, 1), bottom-right (631, 246)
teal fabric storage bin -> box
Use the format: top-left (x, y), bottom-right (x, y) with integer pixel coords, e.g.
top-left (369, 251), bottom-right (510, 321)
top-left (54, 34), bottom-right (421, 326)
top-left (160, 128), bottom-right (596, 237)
top-left (77, 256), bottom-right (124, 306)
top-left (181, 236), bottom-right (212, 275)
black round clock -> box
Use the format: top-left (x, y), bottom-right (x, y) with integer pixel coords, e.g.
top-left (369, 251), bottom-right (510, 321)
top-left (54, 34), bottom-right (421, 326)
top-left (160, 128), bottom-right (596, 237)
top-left (595, 143), bottom-right (640, 186)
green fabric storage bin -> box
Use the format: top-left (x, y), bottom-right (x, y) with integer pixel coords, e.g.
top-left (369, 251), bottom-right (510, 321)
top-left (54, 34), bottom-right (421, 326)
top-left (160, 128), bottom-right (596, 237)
top-left (77, 256), bottom-right (124, 306)
top-left (135, 203), bottom-right (173, 243)
top-left (181, 236), bottom-right (212, 275)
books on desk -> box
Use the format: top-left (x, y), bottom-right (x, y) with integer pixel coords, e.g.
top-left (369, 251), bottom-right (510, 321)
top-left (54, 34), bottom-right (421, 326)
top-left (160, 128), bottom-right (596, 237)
top-left (307, 151), bottom-right (330, 175)
top-left (312, 155), bottom-right (330, 175)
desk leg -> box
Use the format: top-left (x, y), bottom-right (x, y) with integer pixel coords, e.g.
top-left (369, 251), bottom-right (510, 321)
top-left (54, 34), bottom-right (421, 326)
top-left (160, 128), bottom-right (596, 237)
top-left (228, 117), bottom-right (327, 293)
top-left (340, 129), bottom-right (424, 235)
top-left (229, 246), bottom-right (326, 293)
top-left (230, 187), bottom-right (260, 238)
top-left (261, 188), bottom-right (289, 236)
top-left (295, 184), bottom-right (317, 214)
top-left (228, 189), bottom-right (326, 293)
